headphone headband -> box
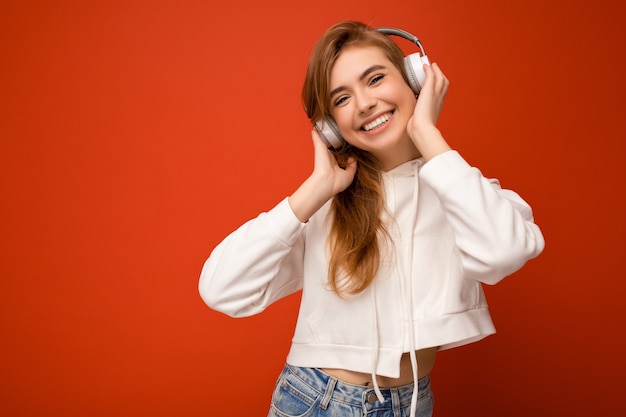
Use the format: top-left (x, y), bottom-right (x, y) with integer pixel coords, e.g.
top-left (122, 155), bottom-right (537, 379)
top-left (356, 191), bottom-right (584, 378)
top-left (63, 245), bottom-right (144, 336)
top-left (374, 27), bottom-right (426, 56)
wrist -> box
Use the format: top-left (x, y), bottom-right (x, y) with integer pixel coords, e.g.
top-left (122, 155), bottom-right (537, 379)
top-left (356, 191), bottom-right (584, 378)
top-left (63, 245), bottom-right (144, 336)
top-left (410, 125), bottom-right (451, 161)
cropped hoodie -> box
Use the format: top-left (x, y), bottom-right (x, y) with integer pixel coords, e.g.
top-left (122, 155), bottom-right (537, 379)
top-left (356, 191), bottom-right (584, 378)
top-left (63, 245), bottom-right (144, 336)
top-left (199, 150), bottom-right (545, 414)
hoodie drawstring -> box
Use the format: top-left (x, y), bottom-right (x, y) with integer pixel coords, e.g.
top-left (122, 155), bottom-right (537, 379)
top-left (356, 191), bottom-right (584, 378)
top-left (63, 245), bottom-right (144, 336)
top-left (369, 161), bottom-right (422, 417)
top-left (405, 164), bottom-right (421, 417)
top-left (370, 286), bottom-right (385, 402)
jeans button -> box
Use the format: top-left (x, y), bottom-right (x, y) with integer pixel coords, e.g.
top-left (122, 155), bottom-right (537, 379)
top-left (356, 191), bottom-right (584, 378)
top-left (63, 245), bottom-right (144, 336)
top-left (367, 392), bottom-right (378, 404)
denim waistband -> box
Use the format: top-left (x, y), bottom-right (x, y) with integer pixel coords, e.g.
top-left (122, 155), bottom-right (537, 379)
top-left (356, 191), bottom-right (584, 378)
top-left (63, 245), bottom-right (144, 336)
top-left (284, 364), bottom-right (431, 408)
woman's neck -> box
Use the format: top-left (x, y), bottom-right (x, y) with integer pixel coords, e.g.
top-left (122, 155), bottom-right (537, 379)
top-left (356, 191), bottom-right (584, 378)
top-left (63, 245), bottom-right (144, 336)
top-left (376, 139), bottom-right (421, 172)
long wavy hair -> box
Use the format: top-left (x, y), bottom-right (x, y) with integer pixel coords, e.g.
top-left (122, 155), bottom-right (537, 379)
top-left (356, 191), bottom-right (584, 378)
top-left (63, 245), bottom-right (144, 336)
top-left (302, 21), bottom-right (411, 295)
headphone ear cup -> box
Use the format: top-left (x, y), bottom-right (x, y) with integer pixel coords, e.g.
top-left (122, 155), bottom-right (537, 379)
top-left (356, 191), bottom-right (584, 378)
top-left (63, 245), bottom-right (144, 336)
top-left (315, 118), bottom-right (344, 149)
top-left (404, 53), bottom-right (430, 95)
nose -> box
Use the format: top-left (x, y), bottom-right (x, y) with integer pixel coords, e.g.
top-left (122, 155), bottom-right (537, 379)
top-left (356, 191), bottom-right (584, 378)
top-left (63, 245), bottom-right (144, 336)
top-left (354, 90), bottom-right (377, 114)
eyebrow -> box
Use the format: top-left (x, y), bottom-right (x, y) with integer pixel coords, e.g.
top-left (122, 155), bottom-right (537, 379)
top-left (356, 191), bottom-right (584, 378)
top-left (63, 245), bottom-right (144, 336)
top-left (329, 64), bottom-right (387, 99)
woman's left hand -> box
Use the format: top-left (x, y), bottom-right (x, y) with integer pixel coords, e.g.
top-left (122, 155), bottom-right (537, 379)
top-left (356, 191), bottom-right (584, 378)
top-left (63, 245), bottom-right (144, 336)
top-left (406, 62), bottom-right (451, 160)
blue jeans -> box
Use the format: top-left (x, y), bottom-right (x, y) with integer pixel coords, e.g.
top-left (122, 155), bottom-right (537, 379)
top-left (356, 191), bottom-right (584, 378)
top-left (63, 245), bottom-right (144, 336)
top-left (268, 364), bottom-right (434, 417)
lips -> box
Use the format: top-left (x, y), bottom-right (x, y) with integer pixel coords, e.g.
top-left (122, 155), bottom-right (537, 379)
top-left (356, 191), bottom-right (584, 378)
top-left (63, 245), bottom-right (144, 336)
top-left (361, 111), bottom-right (393, 132)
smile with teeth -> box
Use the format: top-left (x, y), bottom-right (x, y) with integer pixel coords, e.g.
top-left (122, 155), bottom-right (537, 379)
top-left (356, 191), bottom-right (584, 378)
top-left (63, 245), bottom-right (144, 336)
top-left (361, 111), bottom-right (393, 132)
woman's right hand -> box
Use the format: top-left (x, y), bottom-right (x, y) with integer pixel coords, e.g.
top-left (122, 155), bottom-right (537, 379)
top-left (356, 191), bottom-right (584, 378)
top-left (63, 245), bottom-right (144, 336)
top-left (311, 129), bottom-right (357, 197)
top-left (288, 129), bottom-right (357, 223)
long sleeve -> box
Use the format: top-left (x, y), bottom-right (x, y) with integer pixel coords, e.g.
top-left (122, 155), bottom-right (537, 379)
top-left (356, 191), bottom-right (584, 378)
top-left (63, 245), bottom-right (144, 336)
top-left (419, 151), bottom-right (545, 285)
top-left (198, 198), bottom-right (307, 317)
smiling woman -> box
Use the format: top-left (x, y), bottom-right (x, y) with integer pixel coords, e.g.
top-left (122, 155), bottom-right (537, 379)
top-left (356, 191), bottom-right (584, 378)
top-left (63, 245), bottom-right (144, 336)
top-left (198, 20), bottom-right (545, 417)
top-left (2, 0), bottom-right (624, 416)
top-left (328, 45), bottom-right (424, 168)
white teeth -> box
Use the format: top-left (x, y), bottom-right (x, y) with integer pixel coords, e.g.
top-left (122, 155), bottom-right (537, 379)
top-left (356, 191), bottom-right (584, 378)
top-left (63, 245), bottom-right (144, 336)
top-left (363, 113), bottom-right (391, 131)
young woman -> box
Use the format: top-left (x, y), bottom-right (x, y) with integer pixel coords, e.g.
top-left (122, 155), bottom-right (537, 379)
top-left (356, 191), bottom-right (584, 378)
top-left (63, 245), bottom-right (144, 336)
top-left (199, 20), bottom-right (545, 417)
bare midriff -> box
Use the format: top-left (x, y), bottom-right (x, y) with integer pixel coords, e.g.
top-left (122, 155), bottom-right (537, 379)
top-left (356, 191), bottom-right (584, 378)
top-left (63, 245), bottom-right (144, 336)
top-left (321, 347), bottom-right (437, 387)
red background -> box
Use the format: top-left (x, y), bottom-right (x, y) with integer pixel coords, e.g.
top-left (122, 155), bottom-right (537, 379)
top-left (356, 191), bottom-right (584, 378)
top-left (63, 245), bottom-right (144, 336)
top-left (1, 0), bottom-right (625, 415)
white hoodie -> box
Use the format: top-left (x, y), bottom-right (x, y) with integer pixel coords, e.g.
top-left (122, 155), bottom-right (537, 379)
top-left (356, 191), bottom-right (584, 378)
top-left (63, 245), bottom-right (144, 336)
top-left (199, 150), bottom-right (544, 412)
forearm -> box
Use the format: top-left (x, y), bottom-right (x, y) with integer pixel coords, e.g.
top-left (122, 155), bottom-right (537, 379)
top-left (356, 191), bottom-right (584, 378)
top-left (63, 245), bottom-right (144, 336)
top-left (288, 175), bottom-right (333, 223)
top-left (421, 151), bottom-right (545, 283)
top-left (199, 199), bottom-right (306, 316)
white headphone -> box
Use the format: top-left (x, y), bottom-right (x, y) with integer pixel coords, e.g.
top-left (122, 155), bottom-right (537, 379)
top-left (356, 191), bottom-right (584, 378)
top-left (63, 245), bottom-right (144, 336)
top-left (315, 27), bottom-right (430, 149)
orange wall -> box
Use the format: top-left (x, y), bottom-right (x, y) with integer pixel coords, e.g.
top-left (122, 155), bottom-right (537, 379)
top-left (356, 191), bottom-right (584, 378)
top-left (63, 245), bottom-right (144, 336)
top-left (1, 0), bottom-right (625, 415)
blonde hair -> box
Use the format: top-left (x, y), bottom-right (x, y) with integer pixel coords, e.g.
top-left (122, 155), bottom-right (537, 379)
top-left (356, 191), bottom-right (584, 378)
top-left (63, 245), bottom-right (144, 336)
top-left (302, 21), bottom-right (409, 294)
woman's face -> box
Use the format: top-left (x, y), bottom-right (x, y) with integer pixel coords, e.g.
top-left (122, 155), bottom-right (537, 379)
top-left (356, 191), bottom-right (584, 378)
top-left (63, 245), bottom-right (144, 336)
top-left (329, 45), bottom-right (419, 168)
